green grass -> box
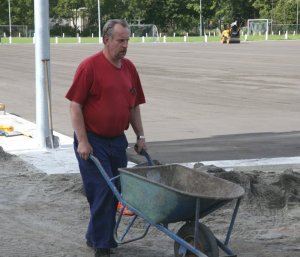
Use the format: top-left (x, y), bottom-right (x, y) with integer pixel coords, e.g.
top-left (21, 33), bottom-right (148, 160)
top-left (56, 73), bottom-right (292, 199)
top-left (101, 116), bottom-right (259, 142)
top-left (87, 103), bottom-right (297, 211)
top-left (1, 34), bottom-right (300, 44)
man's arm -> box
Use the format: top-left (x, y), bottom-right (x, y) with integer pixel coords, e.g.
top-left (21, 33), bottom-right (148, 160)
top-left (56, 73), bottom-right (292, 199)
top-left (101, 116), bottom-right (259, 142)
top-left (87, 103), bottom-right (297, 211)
top-left (69, 101), bottom-right (93, 160)
top-left (129, 105), bottom-right (146, 153)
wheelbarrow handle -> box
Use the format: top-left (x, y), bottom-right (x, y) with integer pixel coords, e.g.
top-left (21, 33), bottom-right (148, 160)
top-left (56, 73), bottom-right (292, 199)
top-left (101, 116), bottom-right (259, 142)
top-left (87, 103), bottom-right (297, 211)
top-left (89, 154), bottom-right (123, 202)
top-left (139, 149), bottom-right (155, 166)
top-left (134, 144), bottom-right (155, 166)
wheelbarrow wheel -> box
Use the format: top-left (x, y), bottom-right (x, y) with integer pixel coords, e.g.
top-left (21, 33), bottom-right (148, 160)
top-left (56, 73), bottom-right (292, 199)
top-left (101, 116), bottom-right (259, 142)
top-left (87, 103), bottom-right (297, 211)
top-left (174, 222), bottom-right (219, 257)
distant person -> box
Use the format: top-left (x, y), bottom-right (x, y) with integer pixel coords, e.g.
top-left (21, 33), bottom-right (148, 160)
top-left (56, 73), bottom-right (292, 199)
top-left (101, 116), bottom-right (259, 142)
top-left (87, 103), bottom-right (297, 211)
top-left (221, 24), bottom-right (230, 44)
top-left (66, 19), bottom-right (147, 257)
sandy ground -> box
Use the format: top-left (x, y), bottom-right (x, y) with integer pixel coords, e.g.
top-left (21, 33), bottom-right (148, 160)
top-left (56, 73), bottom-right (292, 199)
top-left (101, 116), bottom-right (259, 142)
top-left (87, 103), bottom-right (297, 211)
top-left (1, 147), bottom-right (299, 257)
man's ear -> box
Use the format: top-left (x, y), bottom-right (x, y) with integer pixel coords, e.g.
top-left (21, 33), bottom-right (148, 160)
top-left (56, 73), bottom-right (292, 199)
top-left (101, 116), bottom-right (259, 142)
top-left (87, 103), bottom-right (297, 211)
top-left (102, 36), bottom-right (108, 44)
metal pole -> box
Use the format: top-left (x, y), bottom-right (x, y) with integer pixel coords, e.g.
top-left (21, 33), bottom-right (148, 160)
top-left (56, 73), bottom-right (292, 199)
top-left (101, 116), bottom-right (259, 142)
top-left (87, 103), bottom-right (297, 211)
top-left (98, 0), bottom-right (102, 43)
top-left (297, 0), bottom-right (299, 34)
top-left (8, 0), bottom-right (12, 44)
top-left (34, 0), bottom-right (51, 148)
top-left (271, 0), bottom-right (273, 34)
top-left (199, 0), bottom-right (202, 36)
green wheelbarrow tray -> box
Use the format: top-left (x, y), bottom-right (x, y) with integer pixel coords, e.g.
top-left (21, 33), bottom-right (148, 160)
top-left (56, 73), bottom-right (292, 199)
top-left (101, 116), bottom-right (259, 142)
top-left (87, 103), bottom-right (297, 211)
top-left (119, 164), bottom-right (245, 224)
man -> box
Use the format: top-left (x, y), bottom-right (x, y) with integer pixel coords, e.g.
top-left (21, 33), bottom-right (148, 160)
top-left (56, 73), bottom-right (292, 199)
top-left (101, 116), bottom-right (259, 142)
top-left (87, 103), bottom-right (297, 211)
top-left (220, 24), bottom-right (230, 44)
top-left (66, 19), bottom-right (146, 257)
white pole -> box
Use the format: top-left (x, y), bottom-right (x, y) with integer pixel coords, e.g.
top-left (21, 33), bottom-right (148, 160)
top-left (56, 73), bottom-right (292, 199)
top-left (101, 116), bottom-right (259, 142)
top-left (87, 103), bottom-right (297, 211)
top-left (199, 0), bottom-right (202, 36)
top-left (297, 0), bottom-right (299, 34)
top-left (98, 0), bottom-right (102, 43)
top-left (8, 0), bottom-right (12, 44)
top-left (34, 0), bottom-right (51, 148)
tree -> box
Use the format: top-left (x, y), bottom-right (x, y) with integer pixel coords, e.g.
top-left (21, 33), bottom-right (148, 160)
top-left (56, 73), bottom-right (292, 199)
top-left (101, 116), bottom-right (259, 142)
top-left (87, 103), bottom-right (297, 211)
top-left (212, 0), bottom-right (257, 29)
top-left (0, 1), bottom-right (8, 25)
top-left (273, 0), bottom-right (298, 24)
top-left (1, 0), bottom-right (297, 37)
top-left (252, 0), bottom-right (272, 19)
top-left (0, 0), bottom-right (34, 27)
top-left (12, 0), bottom-right (34, 27)
top-left (54, 0), bottom-right (85, 32)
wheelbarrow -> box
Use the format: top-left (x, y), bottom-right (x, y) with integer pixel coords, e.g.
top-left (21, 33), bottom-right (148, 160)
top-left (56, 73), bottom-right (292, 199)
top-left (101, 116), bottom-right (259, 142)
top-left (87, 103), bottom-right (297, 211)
top-left (89, 151), bottom-right (244, 257)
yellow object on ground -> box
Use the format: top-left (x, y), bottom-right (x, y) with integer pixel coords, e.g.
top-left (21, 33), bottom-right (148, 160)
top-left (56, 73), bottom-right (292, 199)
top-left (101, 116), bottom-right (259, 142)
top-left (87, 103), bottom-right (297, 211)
top-left (0, 125), bottom-right (14, 132)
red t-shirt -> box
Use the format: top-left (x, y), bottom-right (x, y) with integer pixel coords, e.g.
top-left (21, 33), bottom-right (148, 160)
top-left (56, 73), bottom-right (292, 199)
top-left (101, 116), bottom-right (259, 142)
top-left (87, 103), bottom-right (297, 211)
top-left (66, 51), bottom-right (145, 137)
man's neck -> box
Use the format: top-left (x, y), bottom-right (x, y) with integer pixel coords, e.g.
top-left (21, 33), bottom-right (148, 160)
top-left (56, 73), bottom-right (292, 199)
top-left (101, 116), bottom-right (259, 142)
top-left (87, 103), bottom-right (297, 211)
top-left (103, 49), bottom-right (122, 68)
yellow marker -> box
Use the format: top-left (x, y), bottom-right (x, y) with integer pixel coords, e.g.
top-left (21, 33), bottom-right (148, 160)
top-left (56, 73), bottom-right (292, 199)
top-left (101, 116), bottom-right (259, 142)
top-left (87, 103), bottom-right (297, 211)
top-left (0, 125), bottom-right (14, 132)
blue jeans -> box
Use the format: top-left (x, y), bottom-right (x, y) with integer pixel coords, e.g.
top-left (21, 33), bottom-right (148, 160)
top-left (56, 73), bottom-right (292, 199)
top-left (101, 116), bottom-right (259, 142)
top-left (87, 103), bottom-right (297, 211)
top-left (74, 132), bottom-right (128, 249)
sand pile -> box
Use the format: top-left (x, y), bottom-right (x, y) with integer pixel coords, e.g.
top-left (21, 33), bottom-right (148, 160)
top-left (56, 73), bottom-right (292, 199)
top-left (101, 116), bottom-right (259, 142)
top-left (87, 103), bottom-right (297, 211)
top-left (0, 147), bottom-right (299, 257)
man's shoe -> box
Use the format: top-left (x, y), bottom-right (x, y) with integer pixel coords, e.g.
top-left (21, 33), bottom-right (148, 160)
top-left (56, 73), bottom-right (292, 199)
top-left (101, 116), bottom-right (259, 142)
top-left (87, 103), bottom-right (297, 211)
top-left (86, 240), bottom-right (93, 248)
top-left (95, 248), bottom-right (110, 257)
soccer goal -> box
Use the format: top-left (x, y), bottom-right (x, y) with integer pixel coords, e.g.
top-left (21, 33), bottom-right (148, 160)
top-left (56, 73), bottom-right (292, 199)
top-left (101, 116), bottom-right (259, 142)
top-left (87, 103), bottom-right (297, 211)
top-left (0, 25), bottom-right (28, 37)
top-left (247, 19), bottom-right (269, 35)
top-left (129, 24), bottom-right (159, 41)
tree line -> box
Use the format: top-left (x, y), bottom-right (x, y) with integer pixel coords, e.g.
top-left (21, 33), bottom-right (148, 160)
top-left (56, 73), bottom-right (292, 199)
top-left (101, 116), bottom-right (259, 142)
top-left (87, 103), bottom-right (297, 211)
top-left (0, 0), bottom-right (299, 36)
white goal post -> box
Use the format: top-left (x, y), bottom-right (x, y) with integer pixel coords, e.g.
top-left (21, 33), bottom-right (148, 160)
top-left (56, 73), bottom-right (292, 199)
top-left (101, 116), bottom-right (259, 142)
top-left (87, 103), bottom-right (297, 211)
top-left (129, 24), bottom-right (159, 40)
top-left (247, 19), bottom-right (269, 36)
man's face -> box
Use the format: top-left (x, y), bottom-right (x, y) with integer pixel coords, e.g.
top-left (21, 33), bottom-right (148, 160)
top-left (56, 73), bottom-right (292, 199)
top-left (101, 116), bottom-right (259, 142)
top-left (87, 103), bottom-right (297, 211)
top-left (105, 24), bottom-right (129, 61)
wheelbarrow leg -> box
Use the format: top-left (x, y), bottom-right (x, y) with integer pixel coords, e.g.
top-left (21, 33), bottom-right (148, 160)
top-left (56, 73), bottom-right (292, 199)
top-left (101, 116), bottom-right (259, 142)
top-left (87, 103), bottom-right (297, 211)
top-left (216, 197), bottom-right (241, 257)
top-left (225, 198), bottom-right (241, 246)
top-left (194, 198), bottom-right (201, 248)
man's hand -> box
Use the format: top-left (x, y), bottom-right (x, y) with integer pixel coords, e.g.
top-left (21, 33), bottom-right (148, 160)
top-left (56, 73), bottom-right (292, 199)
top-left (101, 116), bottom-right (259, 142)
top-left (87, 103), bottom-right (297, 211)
top-left (134, 137), bottom-right (146, 154)
top-left (77, 140), bottom-right (93, 160)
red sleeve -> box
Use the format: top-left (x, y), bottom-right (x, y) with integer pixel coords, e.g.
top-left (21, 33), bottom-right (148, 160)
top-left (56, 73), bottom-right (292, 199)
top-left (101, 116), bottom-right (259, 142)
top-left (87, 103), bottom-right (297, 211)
top-left (65, 61), bottom-right (94, 105)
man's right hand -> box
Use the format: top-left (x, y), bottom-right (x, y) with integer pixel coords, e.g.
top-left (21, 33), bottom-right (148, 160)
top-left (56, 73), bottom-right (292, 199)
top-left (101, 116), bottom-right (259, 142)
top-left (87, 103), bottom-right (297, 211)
top-left (77, 141), bottom-right (93, 160)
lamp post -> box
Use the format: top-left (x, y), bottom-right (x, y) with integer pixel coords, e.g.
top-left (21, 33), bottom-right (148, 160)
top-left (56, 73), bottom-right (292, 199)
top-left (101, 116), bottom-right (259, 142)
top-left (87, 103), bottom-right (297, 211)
top-left (98, 0), bottom-right (102, 43)
top-left (8, 0), bottom-right (12, 44)
top-left (271, 0), bottom-right (273, 34)
top-left (199, 0), bottom-right (202, 36)
top-left (297, 0), bottom-right (299, 34)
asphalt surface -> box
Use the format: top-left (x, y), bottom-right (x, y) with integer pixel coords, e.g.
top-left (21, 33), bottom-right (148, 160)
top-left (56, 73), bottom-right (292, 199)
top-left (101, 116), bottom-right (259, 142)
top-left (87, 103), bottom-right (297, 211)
top-left (0, 40), bottom-right (300, 164)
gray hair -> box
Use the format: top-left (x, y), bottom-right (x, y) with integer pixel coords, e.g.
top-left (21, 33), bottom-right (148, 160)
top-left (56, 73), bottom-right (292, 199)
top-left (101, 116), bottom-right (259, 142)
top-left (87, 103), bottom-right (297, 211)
top-left (102, 19), bottom-right (129, 39)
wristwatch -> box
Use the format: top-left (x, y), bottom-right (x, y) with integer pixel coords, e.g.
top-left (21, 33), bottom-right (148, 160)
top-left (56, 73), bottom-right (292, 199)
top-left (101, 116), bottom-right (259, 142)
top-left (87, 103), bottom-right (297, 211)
top-left (137, 135), bottom-right (145, 140)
